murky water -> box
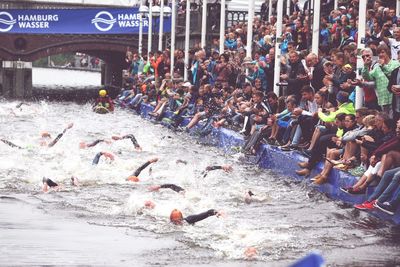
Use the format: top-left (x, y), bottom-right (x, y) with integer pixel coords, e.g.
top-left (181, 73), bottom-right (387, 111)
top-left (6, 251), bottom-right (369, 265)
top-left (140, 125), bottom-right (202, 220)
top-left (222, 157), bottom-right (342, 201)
top-left (0, 99), bottom-right (399, 266)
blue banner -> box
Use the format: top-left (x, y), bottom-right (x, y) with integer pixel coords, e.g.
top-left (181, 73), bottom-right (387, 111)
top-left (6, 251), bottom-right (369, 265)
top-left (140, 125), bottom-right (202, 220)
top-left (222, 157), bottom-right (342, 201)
top-left (0, 8), bottom-right (171, 34)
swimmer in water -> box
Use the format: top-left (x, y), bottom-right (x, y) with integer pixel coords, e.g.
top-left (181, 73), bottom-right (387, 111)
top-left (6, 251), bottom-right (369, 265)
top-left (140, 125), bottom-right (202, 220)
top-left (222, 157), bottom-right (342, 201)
top-left (42, 177), bottom-right (60, 192)
top-left (47, 123), bottom-right (74, 147)
top-left (202, 164), bottom-right (233, 177)
top-left (149, 184), bottom-right (185, 194)
top-left (92, 152), bottom-right (115, 165)
top-left (170, 208), bottom-right (223, 225)
top-left (112, 134), bottom-right (142, 151)
top-left (0, 139), bottom-right (23, 149)
top-left (42, 176), bottom-right (80, 192)
top-left (15, 102), bottom-right (31, 109)
top-left (2, 132), bottom-right (50, 148)
top-left (244, 191), bottom-right (255, 204)
top-left (79, 139), bottom-right (112, 149)
top-left (126, 157), bottom-right (158, 182)
top-left (244, 247), bottom-right (258, 259)
top-left (2, 123), bottom-right (72, 149)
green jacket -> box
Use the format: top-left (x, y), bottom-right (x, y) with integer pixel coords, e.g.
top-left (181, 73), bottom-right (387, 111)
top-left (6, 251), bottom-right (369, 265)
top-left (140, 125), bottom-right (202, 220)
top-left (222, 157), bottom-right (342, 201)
top-left (362, 60), bottom-right (400, 106)
top-left (318, 102), bottom-right (355, 123)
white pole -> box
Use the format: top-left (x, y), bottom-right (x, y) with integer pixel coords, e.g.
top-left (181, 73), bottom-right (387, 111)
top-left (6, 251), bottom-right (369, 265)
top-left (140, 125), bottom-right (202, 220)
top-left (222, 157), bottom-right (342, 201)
top-left (268, 0), bottom-right (273, 22)
top-left (273, 0), bottom-right (283, 96)
top-left (171, 0), bottom-right (176, 77)
top-left (201, 0), bottom-right (207, 48)
top-left (397, 0), bottom-right (400, 17)
top-left (159, 0), bottom-right (164, 50)
top-left (286, 0), bottom-right (290, 16)
top-left (355, 0), bottom-right (367, 109)
top-left (247, 0), bottom-right (255, 59)
top-left (334, 0), bottom-right (338, 10)
top-left (311, 0), bottom-right (320, 55)
top-left (219, 0), bottom-right (226, 54)
top-left (184, 0), bottom-right (190, 81)
top-left (147, 1), bottom-right (153, 58)
top-left (138, 7), bottom-right (143, 56)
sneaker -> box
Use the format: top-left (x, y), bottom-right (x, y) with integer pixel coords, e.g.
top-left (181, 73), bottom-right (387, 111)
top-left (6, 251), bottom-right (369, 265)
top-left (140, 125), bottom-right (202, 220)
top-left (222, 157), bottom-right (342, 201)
top-left (347, 187), bottom-right (366, 195)
top-left (374, 201), bottom-right (395, 215)
top-left (289, 144), bottom-right (300, 150)
top-left (280, 146), bottom-right (293, 151)
top-left (340, 186), bottom-right (351, 194)
top-left (310, 174), bottom-right (321, 182)
top-left (354, 200), bottom-right (376, 210)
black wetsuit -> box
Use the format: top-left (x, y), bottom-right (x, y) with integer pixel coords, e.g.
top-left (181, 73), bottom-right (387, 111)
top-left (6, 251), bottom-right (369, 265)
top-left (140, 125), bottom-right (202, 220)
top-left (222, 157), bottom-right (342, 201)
top-left (48, 128), bottom-right (68, 147)
top-left (87, 139), bottom-right (105, 147)
top-left (43, 177), bottom-right (58, 187)
top-left (1, 139), bottom-right (23, 149)
top-left (92, 152), bottom-right (104, 165)
top-left (132, 161), bottom-right (152, 176)
top-left (16, 102), bottom-right (26, 109)
top-left (121, 134), bottom-right (140, 149)
top-left (184, 209), bottom-right (218, 225)
top-left (203, 166), bottom-right (224, 177)
top-left (206, 166), bottom-right (223, 171)
top-left (160, 184), bottom-right (185, 193)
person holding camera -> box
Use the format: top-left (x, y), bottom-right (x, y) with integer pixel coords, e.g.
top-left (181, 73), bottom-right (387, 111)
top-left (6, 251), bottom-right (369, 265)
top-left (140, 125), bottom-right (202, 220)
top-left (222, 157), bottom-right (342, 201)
top-left (361, 45), bottom-right (400, 117)
top-left (381, 25), bottom-right (400, 60)
top-left (279, 51), bottom-right (308, 100)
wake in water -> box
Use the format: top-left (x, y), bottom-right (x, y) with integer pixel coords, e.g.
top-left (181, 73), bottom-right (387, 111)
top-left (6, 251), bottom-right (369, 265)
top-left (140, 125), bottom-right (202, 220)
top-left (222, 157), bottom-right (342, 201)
top-left (0, 100), bottom-right (399, 266)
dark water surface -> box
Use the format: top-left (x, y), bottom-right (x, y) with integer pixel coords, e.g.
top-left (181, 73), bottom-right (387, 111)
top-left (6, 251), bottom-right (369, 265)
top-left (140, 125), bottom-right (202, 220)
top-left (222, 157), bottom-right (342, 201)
top-left (0, 101), bottom-right (399, 266)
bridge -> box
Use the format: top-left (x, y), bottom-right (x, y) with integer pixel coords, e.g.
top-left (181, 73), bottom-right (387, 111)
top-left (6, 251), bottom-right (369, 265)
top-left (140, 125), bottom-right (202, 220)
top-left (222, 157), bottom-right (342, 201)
top-left (0, 0), bottom-right (251, 99)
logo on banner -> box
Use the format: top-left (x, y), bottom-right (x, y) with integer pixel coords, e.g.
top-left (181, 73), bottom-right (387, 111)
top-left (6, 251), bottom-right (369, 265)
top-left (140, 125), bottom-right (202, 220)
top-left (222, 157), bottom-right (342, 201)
top-left (91, 11), bottom-right (116, 32)
top-left (0, 11), bottom-right (16, 32)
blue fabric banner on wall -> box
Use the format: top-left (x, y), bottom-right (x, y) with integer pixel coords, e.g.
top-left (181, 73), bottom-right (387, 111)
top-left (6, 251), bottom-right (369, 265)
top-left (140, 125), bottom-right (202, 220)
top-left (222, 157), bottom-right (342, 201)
top-left (0, 8), bottom-right (171, 34)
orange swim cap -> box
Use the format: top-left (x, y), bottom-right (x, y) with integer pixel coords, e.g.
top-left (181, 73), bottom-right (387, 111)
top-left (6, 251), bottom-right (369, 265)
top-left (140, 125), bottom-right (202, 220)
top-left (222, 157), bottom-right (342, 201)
top-left (41, 132), bottom-right (51, 138)
top-left (127, 176), bottom-right (139, 182)
top-left (170, 209), bottom-right (183, 224)
top-left (79, 142), bottom-right (87, 149)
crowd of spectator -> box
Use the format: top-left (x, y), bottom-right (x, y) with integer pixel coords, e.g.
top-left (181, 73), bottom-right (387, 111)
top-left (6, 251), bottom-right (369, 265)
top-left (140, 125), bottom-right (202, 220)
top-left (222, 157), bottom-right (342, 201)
top-left (117, 0), bottom-right (400, 216)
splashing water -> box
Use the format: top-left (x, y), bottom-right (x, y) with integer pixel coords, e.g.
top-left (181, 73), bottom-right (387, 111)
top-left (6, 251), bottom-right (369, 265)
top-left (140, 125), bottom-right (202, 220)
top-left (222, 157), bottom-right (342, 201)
top-left (0, 100), bottom-right (399, 266)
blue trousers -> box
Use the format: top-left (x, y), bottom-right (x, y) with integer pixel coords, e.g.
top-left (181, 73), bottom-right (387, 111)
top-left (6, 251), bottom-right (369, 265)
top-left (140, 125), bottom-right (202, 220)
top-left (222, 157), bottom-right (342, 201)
top-left (368, 167), bottom-right (400, 204)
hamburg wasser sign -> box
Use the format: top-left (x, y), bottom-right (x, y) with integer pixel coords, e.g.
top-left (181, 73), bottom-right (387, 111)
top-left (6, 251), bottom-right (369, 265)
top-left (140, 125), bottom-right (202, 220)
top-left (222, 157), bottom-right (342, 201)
top-left (0, 8), bottom-right (170, 34)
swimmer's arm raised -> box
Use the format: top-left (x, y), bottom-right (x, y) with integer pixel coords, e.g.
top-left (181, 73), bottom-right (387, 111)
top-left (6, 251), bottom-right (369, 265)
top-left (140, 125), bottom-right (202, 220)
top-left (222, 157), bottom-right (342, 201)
top-left (184, 209), bottom-right (218, 225)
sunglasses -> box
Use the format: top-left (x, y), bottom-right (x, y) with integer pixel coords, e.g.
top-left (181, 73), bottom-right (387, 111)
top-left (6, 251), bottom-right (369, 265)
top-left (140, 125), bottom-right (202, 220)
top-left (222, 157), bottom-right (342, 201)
top-left (362, 54), bottom-right (371, 59)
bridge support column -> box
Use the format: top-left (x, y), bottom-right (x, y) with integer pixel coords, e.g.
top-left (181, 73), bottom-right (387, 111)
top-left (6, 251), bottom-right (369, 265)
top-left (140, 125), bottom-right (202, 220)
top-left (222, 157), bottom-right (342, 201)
top-left (0, 61), bottom-right (32, 99)
top-left (102, 62), bottom-right (123, 88)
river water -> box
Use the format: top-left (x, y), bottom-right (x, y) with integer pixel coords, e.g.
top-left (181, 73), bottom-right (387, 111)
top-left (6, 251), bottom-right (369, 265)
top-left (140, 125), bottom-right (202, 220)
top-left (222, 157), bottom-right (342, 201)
top-left (0, 69), bottom-right (399, 266)
top-left (32, 67), bottom-right (101, 87)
